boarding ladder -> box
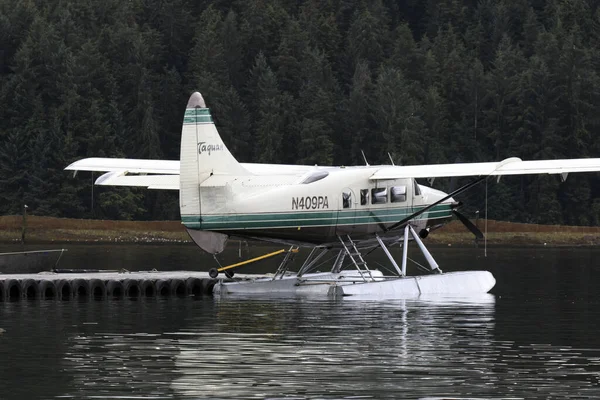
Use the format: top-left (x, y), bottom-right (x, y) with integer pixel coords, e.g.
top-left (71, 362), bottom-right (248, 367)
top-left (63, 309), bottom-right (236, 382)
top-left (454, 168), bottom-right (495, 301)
top-left (272, 245), bottom-right (300, 280)
top-left (338, 235), bottom-right (375, 282)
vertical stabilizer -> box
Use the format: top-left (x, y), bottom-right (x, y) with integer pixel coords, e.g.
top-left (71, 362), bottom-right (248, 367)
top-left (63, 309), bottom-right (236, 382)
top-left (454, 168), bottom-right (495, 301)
top-left (179, 92), bottom-right (249, 253)
top-left (181, 92), bottom-right (248, 179)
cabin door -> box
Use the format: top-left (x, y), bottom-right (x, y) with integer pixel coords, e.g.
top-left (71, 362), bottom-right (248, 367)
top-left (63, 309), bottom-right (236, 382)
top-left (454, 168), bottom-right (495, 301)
top-left (335, 188), bottom-right (357, 236)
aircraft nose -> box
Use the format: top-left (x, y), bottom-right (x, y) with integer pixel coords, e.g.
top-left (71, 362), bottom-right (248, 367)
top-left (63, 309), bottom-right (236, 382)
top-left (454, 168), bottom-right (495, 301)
top-left (450, 199), bottom-right (461, 209)
top-left (444, 193), bottom-right (458, 205)
top-left (187, 92), bottom-right (206, 108)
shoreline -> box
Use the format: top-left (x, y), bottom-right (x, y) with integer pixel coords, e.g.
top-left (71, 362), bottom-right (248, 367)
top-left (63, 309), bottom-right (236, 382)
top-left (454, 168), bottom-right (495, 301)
top-left (1, 215), bottom-right (599, 247)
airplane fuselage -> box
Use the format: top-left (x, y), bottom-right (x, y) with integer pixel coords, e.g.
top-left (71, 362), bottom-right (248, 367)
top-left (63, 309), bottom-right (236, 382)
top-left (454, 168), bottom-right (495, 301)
top-left (181, 165), bottom-right (455, 246)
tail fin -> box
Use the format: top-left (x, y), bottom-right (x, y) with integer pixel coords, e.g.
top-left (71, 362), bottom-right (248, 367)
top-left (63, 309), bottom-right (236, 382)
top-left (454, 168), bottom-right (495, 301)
top-left (179, 92), bottom-right (248, 253)
top-left (180, 92), bottom-right (248, 178)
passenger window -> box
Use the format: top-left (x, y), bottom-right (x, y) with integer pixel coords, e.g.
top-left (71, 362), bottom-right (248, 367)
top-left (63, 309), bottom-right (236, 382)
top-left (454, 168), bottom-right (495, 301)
top-left (391, 186), bottom-right (407, 203)
top-left (343, 191), bottom-right (352, 208)
top-left (371, 188), bottom-right (387, 204)
top-left (360, 189), bottom-right (369, 205)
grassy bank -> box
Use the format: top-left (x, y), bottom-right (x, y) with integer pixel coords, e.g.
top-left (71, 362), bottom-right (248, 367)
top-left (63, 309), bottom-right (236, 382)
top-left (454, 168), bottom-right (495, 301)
top-left (427, 219), bottom-right (600, 246)
top-left (0, 216), bottom-right (188, 244)
top-left (2, 215), bottom-right (600, 246)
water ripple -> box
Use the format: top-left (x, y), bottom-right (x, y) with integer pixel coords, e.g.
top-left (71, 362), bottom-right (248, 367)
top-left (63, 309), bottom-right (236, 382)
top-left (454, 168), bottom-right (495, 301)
top-left (36, 297), bottom-right (597, 399)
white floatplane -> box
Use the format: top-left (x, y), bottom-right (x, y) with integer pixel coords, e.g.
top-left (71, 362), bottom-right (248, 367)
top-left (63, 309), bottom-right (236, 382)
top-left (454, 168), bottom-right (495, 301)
top-left (65, 92), bottom-right (600, 298)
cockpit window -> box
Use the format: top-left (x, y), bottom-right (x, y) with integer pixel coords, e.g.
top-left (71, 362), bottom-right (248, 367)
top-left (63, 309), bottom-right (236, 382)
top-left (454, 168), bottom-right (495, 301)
top-left (300, 171), bottom-right (329, 184)
top-left (413, 179), bottom-right (421, 196)
top-left (371, 188), bottom-right (387, 204)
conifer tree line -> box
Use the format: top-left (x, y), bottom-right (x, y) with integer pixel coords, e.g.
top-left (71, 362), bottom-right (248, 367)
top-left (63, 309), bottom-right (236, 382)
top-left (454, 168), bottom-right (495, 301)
top-left (1, 0), bottom-right (599, 225)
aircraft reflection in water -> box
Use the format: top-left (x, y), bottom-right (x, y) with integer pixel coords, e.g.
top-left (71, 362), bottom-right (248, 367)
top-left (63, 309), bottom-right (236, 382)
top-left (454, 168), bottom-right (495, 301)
top-left (58, 294), bottom-right (600, 398)
top-left (59, 297), bottom-right (497, 399)
top-left (66, 91), bottom-right (600, 298)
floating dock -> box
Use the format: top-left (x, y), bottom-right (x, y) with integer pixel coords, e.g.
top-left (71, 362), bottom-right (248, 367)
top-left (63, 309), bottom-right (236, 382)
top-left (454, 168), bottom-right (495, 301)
top-left (0, 246), bottom-right (301, 301)
top-left (0, 271), bottom-right (248, 300)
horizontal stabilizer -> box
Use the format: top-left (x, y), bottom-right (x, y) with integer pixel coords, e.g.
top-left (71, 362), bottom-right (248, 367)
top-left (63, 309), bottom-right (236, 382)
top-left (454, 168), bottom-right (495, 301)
top-left (65, 158), bottom-right (179, 174)
top-left (95, 171), bottom-right (179, 190)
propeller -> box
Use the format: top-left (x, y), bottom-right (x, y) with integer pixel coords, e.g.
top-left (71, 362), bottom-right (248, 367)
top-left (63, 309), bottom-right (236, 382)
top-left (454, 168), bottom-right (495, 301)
top-left (446, 157), bottom-right (484, 240)
top-left (452, 209), bottom-right (484, 240)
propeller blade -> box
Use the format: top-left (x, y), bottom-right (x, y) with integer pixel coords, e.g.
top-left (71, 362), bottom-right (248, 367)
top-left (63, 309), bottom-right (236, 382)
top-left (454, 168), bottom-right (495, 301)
top-left (452, 210), bottom-right (484, 240)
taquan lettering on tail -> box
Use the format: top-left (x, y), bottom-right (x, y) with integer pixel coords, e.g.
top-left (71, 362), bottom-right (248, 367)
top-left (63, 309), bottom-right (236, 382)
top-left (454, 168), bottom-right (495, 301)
top-left (198, 142), bottom-right (224, 156)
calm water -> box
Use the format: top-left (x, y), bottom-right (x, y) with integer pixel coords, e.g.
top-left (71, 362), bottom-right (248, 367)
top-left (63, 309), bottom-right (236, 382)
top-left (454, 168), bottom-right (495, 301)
top-left (1, 244), bottom-right (600, 399)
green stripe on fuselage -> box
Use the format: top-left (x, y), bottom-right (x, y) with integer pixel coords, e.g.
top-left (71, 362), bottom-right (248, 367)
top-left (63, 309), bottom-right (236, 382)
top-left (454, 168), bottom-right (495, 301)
top-left (182, 204), bottom-right (453, 230)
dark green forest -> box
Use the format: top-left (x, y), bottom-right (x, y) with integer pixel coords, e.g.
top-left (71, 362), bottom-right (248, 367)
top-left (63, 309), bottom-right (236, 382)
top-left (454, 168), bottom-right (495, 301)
top-left (1, 0), bottom-right (600, 225)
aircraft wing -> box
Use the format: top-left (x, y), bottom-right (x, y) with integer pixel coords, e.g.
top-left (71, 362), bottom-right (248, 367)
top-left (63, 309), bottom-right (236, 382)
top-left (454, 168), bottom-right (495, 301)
top-left (370, 157), bottom-right (600, 180)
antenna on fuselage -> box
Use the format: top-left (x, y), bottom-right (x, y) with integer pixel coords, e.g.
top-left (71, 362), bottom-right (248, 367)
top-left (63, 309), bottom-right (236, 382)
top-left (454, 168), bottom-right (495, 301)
top-left (361, 150), bottom-right (370, 166)
top-left (388, 153), bottom-right (395, 166)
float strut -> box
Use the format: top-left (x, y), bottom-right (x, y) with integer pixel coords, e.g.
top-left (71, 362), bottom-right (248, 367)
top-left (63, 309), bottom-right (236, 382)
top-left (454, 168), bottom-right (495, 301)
top-left (375, 234), bottom-right (403, 276)
top-left (402, 225), bottom-right (409, 276)
top-left (408, 225), bottom-right (441, 273)
top-left (298, 248), bottom-right (329, 277)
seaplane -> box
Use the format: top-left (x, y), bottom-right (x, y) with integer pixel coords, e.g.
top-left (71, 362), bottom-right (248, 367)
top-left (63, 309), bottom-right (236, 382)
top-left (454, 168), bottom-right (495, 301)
top-left (65, 92), bottom-right (600, 298)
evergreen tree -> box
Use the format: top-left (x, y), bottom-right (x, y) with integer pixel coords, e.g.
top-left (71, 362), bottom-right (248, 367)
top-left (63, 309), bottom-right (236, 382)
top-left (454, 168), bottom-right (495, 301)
top-left (249, 53), bottom-right (290, 163)
top-left (157, 66), bottom-right (186, 160)
top-left (272, 18), bottom-right (309, 96)
top-left (388, 23), bottom-right (422, 84)
top-left (221, 10), bottom-right (245, 90)
top-left (421, 85), bottom-right (448, 164)
top-left (481, 35), bottom-right (525, 160)
top-left (345, 8), bottom-right (388, 75)
top-left (213, 86), bottom-right (252, 161)
top-left (0, 128), bottom-right (30, 215)
top-left (373, 66), bottom-right (424, 165)
top-left (424, 0), bottom-right (467, 37)
top-left (297, 118), bottom-right (334, 166)
top-left (294, 48), bottom-right (338, 165)
top-left (236, 0), bottom-right (290, 69)
top-left (299, 0), bottom-right (341, 63)
top-left (188, 6), bottom-right (228, 104)
top-left (342, 60), bottom-right (375, 165)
